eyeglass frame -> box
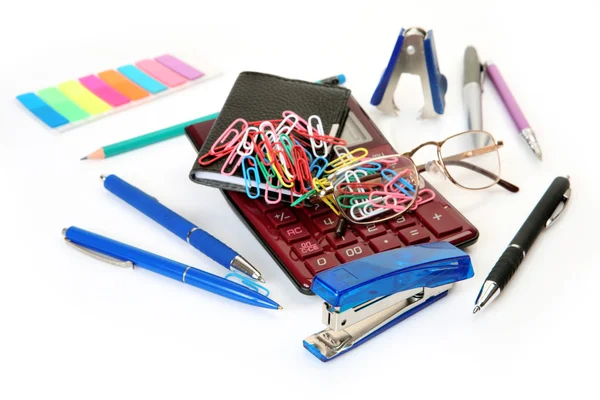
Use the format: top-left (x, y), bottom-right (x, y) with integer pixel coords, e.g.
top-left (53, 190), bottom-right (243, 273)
top-left (324, 130), bottom-right (519, 224)
top-left (403, 130), bottom-right (518, 193)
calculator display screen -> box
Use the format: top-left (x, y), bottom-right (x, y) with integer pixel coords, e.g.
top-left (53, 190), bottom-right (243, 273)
top-left (340, 111), bottom-right (372, 147)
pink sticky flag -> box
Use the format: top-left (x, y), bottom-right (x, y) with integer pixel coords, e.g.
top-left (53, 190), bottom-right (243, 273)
top-left (155, 54), bottom-right (205, 80)
top-left (135, 59), bottom-right (187, 87)
top-left (79, 75), bottom-right (130, 107)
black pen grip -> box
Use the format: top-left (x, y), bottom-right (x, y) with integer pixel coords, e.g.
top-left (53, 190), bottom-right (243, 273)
top-left (487, 246), bottom-right (525, 289)
top-left (510, 176), bottom-right (570, 252)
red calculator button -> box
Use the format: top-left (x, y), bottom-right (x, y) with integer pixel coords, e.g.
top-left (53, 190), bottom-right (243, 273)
top-left (398, 226), bottom-right (430, 245)
top-left (414, 202), bottom-right (462, 237)
top-left (300, 202), bottom-right (330, 217)
top-left (325, 231), bottom-right (358, 249)
top-left (313, 213), bottom-right (339, 233)
top-left (266, 209), bottom-right (297, 227)
top-left (256, 200), bottom-right (285, 213)
top-left (305, 253), bottom-right (340, 274)
top-left (369, 233), bottom-right (403, 253)
top-left (336, 243), bottom-right (374, 263)
top-left (292, 239), bottom-right (323, 259)
top-left (279, 223), bottom-right (311, 244)
top-left (355, 223), bottom-right (387, 240)
top-left (386, 214), bottom-right (417, 231)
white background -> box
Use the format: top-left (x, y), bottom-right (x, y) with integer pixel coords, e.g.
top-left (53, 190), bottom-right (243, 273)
top-left (1, 1), bottom-right (599, 399)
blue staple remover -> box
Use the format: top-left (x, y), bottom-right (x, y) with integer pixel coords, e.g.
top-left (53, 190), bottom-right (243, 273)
top-left (303, 242), bottom-right (473, 361)
top-left (370, 27), bottom-right (447, 118)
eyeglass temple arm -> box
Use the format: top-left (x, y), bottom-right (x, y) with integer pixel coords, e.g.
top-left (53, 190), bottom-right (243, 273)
top-left (415, 160), bottom-right (519, 193)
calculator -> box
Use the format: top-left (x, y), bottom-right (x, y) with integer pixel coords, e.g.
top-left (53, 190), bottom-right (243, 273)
top-left (186, 96), bottom-right (479, 294)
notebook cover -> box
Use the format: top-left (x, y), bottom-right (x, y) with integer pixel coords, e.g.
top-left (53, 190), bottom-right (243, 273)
top-left (188, 72), bottom-right (351, 192)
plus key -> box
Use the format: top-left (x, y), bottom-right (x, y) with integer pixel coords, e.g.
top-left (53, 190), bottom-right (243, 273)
top-left (414, 202), bottom-right (461, 237)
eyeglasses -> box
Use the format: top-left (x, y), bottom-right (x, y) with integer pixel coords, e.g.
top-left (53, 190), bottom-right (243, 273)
top-left (308, 130), bottom-right (519, 225)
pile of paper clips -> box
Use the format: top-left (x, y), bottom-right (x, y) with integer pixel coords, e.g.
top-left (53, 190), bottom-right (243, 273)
top-left (198, 111), bottom-right (367, 204)
top-left (198, 111), bottom-right (435, 223)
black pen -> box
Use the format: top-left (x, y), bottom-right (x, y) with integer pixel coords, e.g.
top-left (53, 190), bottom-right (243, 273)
top-left (473, 176), bottom-right (571, 313)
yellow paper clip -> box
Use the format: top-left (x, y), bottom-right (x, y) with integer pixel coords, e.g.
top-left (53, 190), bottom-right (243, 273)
top-left (324, 147), bottom-right (368, 174)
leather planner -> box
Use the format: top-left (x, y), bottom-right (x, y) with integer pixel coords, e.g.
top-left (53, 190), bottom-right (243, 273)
top-left (188, 72), bottom-right (351, 193)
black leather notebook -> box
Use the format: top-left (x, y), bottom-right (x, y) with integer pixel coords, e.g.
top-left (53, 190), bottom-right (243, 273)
top-left (188, 72), bottom-right (351, 193)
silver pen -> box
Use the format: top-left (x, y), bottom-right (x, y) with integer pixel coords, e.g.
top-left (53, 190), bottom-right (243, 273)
top-left (463, 46), bottom-right (488, 146)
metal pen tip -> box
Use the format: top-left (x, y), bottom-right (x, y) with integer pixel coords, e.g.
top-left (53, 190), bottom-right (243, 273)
top-left (100, 175), bottom-right (106, 181)
top-left (61, 228), bottom-right (67, 237)
top-left (473, 306), bottom-right (481, 314)
top-left (258, 277), bottom-right (266, 283)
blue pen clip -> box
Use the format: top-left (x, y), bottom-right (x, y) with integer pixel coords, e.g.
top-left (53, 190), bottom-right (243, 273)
top-left (225, 273), bottom-right (270, 297)
top-left (303, 242), bottom-right (473, 362)
top-left (370, 27), bottom-right (447, 118)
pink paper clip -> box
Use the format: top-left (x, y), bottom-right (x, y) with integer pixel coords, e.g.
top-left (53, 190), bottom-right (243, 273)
top-left (211, 118), bottom-right (248, 155)
top-left (221, 127), bottom-right (256, 175)
top-left (264, 177), bottom-right (283, 204)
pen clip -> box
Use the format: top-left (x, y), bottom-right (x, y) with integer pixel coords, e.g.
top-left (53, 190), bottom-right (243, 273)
top-left (480, 62), bottom-right (486, 93)
top-left (546, 188), bottom-right (571, 228)
top-left (224, 273), bottom-right (270, 297)
top-left (63, 237), bottom-right (134, 269)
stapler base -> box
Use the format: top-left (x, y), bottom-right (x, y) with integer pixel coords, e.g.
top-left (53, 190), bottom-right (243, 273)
top-left (304, 284), bottom-right (452, 362)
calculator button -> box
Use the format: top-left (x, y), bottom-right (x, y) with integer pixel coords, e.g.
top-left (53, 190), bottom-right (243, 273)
top-left (414, 202), bottom-right (462, 237)
top-left (398, 226), bottom-right (430, 245)
top-left (279, 223), bottom-right (311, 244)
top-left (369, 233), bottom-right (403, 253)
top-left (386, 214), bottom-right (417, 231)
top-left (336, 243), bottom-right (374, 263)
top-left (256, 200), bottom-right (285, 213)
top-left (325, 231), bottom-right (358, 249)
top-left (313, 213), bottom-right (339, 233)
top-left (300, 202), bottom-right (330, 217)
top-left (355, 223), bottom-right (386, 240)
top-left (292, 239), bottom-right (323, 259)
top-left (266, 209), bottom-right (297, 227)
top-left (305, 253), bottom-right (340, 274)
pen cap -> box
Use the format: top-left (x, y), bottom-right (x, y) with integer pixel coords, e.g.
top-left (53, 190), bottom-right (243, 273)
top-left (510, 176), bottom-right (570, 252)
top-left (463, 47), bottom-right (481, 84)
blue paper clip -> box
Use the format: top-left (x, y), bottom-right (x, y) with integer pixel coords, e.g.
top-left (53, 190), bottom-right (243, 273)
top-left (381, 168), bottom-right (416, 197)
top-left (242, 155), bottom-right (261, 199)
top-left (310, 156), bottom-right (329, 178)
top-left (371, 27), bottom-right (447, 118)
top-left (303, 242), bottom-right (473, 362)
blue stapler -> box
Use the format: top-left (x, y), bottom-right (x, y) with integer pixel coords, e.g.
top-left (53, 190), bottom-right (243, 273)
top-left (303, 242), bottom-right (473, 361)
top-left (370, 27), bottom-right (447, 118)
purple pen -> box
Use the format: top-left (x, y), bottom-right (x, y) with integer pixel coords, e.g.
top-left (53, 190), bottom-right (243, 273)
top-left (485, 61), bottom-right (543, 161)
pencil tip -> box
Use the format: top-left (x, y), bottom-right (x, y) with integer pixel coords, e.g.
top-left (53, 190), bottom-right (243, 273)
top-left (472, 306), bottom-right (480, 314)
top-left (278, 306), bottom-right (283, 310)
top-left (80, 156), bottom-right (87, 160)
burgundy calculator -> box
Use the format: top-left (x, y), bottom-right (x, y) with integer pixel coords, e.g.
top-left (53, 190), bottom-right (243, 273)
top-left (186, 97), bottom-right (479, 294)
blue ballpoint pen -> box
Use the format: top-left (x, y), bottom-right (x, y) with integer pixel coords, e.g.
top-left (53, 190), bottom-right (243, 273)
top-left (101, 174), bottom-right (265, 283)
top-left (62, 226), bottom-right (281, 310)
